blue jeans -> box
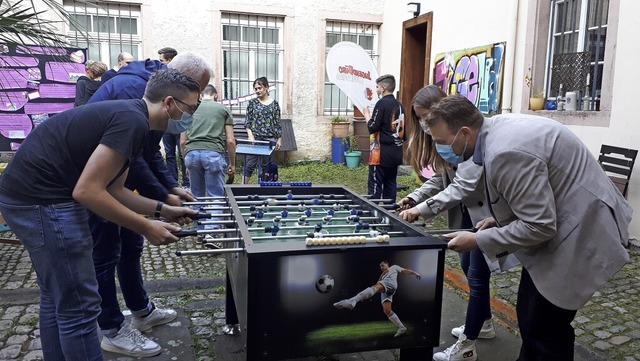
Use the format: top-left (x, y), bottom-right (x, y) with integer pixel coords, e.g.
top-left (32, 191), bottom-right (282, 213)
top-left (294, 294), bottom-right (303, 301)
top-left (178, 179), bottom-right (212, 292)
top-left (163, 132), bottom-right (189, 187)
top-left (90, 214), bottom-right (153, 336)
top-left (0, 193), bottom-right (103, 361)
top-left (185, 149), bottom-right (226, 230)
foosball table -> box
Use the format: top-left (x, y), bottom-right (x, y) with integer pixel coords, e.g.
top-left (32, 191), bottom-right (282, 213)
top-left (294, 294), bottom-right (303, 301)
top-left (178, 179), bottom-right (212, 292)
top-left (176, 184), bottom-right (447, 360)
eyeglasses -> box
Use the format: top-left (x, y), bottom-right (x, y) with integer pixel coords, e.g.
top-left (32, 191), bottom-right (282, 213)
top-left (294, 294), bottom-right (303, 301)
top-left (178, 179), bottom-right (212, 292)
top-left (173, 97), bottom-right (200, 115)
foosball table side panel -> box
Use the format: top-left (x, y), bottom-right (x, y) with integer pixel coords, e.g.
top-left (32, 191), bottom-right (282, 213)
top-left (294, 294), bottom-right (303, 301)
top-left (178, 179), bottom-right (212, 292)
top-left (241, 246), bottom-right (445, 360)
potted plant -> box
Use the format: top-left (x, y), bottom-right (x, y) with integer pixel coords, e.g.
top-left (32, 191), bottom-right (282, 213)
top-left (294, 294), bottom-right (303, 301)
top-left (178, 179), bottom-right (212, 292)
top-left (525, 67), bottom-right (545, 111)
top-left (330, 116), bottom-right (350, 138)
top-left (343, 135), bottom-right (362, 168)
top-left (529, 89), bottom-right (545, 111)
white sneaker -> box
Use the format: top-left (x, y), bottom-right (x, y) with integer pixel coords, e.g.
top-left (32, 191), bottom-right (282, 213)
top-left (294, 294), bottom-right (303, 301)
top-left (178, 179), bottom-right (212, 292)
top-left (451, 318), bottom-right (495, 339)
top-left (333, 299), bottom-right (356, 310)
top-left (433, 334), bottom-right (477, 361)
top-left (394, 326), bottom-right (407, 337)
top-left (132, 307), bottom-right (178, 332)
top-left (101, 322), bottom-right (161, 357)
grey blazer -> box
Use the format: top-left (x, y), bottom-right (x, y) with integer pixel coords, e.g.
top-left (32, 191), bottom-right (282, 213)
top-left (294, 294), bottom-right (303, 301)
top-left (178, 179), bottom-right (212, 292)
top-left (407, 159), bottom-right (519, 273)
top-left (475, 114), bottom-right (631, 310)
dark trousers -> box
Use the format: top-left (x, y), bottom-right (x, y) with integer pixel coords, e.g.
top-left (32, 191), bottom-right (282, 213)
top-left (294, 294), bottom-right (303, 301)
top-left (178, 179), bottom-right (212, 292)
top-left (517, 268), bottom-right (577, 361)
top-left (368, 165), bottom-right (399, 202)
top-left (90, 214), bottom-right (150, 332)
top-left (163, 132), bottom-right (188, 187)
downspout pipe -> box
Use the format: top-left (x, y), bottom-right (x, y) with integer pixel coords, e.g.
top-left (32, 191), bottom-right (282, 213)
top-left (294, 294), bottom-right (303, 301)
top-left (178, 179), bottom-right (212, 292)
top-left (501, 0), bottom-right (519, 113)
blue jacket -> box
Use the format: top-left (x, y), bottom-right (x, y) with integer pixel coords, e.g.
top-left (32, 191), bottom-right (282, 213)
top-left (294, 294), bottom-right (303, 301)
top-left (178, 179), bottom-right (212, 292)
top-left (88, 59), bottom-right (177, 201)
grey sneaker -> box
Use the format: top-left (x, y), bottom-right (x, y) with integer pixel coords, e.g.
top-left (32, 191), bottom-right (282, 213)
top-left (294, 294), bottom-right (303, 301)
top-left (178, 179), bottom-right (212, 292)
top-left (132, 307), bottom-right (178, 332)
top-left (451, 318), bottom-right (495, 339)
top-left (204, 234), bottom-right (223, 249)
top-left (100, 323), bottom-right (161, 357)
top-left (333, 299), bottom-right (356, 310)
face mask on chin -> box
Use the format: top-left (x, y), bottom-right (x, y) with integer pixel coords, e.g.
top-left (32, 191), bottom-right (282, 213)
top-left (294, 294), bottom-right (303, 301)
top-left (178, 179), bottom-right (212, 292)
top-left (435, 129), bottom-right (467, 165)
top-left (165, 109), bottom-right (194, 134)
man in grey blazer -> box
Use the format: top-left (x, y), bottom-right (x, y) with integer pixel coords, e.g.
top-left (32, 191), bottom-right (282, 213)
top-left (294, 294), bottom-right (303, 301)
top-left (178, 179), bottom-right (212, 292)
top-left (426, 95), bottom-right (631, 360)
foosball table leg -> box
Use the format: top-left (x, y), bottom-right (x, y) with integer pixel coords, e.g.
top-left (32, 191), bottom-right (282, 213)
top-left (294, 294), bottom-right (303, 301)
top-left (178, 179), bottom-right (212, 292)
top-left (225, 272), bottom-right (239, 327)
top-left (399, 346), bottom-right (433, 360)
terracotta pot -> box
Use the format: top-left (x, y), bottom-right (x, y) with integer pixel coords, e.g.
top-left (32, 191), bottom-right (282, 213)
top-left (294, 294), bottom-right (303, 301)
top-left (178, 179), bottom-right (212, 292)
top-left (529, 97), bottom-right (545, 111)
top-left (331, 123), bottom-right (349, 138)
top-left (353, 105), bottom-right (365, 120)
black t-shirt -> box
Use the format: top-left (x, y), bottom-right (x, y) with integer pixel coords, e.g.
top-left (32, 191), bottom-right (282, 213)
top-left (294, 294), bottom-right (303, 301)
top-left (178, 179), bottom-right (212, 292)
top-left (0, 99), bottom-right (149, 204)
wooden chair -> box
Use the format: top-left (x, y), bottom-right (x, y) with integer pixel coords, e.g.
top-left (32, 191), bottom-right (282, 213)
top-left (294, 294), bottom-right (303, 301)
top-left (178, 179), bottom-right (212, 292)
top-left (598, 144), bottom-right (638, 198)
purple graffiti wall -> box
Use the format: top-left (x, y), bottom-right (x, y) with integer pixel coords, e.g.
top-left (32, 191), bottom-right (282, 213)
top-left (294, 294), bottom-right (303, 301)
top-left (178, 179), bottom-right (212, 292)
top-left (0, 45), bottom-right (86, 151)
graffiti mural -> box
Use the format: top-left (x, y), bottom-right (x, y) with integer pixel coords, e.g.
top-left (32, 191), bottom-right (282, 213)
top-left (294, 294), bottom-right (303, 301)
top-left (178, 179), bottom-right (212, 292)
top-left (433, 42), bottom-right (505, 115)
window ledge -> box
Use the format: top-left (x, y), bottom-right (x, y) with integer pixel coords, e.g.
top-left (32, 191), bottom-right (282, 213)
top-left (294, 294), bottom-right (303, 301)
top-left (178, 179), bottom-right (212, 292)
top-left (523, 109), bottom-right (611, 127)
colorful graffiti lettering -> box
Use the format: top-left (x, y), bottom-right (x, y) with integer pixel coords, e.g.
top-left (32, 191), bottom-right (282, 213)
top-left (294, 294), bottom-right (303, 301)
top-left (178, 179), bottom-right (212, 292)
top-left (433, 42), bottom-right (505, 115)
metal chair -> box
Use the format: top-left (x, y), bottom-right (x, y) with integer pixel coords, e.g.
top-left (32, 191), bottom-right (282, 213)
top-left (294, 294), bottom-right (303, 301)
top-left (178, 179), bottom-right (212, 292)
top-left (598, 144), bottom-right (638, 198)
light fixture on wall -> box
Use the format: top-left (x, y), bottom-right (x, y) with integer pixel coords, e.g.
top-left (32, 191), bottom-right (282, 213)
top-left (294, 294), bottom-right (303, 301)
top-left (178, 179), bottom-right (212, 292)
top-left (407, 2), bottom-right (421, 18)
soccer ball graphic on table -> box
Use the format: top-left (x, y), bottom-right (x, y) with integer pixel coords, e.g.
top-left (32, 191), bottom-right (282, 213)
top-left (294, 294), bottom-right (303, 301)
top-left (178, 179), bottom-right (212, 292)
top-left (315, 275), bottom-right (335, 294)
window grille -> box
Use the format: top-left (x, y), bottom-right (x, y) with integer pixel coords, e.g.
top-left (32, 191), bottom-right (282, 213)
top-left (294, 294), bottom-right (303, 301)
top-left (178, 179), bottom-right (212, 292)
top-left (324, 21), bottom-right (379, 116)
top-left (64, 1), bottom-right (141, 67)
top-left (545, 0), bottom-right (608, 110)
top-left (221, 13), bottom-right (284, 115)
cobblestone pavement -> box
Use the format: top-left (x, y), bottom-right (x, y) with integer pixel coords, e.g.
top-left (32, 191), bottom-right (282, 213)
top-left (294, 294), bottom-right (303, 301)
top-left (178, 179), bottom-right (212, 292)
top-left (1, 234), bottom-right (639, 360)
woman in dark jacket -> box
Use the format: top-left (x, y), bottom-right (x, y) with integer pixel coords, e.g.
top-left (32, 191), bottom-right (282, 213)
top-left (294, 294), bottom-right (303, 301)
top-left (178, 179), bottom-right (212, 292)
top-left (74, 60), bottom-right (108, 106)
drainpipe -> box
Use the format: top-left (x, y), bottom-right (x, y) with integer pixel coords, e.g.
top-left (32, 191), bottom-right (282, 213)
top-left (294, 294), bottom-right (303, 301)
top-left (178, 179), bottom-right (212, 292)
top-left (501, 0), bottom-right (519, 113)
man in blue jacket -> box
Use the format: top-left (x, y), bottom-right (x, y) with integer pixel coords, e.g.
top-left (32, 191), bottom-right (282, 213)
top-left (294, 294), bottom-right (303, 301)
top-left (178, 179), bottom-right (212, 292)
top-left (88, 52), bottom-right (212, 357)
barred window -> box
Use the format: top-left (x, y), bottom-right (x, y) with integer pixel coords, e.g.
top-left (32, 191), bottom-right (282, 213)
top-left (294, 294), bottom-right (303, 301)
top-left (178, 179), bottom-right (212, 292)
top-left (221, 13), bottom-right (284, 114)
top-left (64, 1), bottom-right (141, 67)
top-left (544, 0), bottom-right (608, 110)
top-left (324, 21), bottom-right (379, 116)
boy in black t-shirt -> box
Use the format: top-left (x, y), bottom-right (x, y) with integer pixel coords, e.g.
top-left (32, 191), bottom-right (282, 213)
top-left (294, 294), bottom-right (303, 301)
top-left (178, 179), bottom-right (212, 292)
top-left (0, 69), bottom-right (200, 361)
top-left (364, 74), bottom-right (406, 202)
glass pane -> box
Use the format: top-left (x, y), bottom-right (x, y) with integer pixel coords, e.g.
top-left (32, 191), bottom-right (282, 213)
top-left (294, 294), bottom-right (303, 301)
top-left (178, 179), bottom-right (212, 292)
top-left (116, 17), bottom-right (137, 35)
top-left (223, 50), bottom-right (249, 79)
top-left (587, 29), bottom-right (607, 62)
top-left (256, 52), bottom-right (278, 82)
top-left (94, 16), bottom-right (115, 33)
top-left (223, 25), bottom-right (240, 41)
top-left (324, 84), bottom-right (349, 113)
top-left (243, 26), bottom-right (260, 43)
top-left (342, 34), bottom-right (357, 43)
top-left (359, 35), bottom-right (374, 50)
top-left (326, 33), bottom-right (340, 47)
top-left (588, 0), bottom-right (609, 27)
top-left (262, 28), bottom-right (279, 44)
top-left (69, 14), bottom-right (91, 32)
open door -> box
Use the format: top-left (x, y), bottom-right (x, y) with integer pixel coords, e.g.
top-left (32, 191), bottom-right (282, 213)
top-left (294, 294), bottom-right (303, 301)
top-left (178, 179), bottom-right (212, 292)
top-left (399, 12), bottom-right (433, 163)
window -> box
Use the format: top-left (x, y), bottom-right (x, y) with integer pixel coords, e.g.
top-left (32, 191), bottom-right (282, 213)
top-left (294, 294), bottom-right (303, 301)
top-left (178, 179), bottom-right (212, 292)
top-left (64, 1), bottom-right (141, 67)
top-left (324, 21), bottom-right (379, 116)
top-left (544, 0), bottom-right (608, 110)
top-left (221, 13), bottom-right (284, 114)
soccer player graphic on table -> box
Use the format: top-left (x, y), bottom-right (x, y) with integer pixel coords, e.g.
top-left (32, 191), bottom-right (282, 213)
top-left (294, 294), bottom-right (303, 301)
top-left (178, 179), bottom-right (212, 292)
top-left (333, 260), bottom-right (421, 337)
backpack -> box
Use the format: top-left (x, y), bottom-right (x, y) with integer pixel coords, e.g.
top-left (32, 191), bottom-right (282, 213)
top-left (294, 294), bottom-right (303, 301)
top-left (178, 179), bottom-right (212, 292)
top-left (261, 161), bottom-right (279, 182)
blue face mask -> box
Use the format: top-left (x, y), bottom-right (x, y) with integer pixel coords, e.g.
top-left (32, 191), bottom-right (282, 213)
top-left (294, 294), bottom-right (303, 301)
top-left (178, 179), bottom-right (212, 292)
top-left (165, 109), bottom-right (194, 134)
top-left (435, 129), bottom-right (467, 165)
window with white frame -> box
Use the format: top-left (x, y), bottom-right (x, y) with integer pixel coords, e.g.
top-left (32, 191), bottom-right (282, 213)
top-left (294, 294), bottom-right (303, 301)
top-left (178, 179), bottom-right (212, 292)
top-left (324, 21), bottom-right (379, 116)
top-left (221, 13), bottom-right (284, 114)
top-left (544, 0), bottom-right (608, 110)
top-left (64, 1), bottom-right (141, 67)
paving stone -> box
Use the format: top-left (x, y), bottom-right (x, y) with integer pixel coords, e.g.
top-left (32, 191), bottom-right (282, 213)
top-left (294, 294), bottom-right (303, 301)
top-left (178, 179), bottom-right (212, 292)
top-left (22, 350), bottom-right (43, 361)
top-left (0, 344), bottom-right (21, 359)
top-left (594, 331), bottom-right (612, 339)
top-left (610, 335), bottom-right (631, 345)
top-left (593, 340), bottom-right (612, 350)
top-left (5, 335), bottom-right (27, 346)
